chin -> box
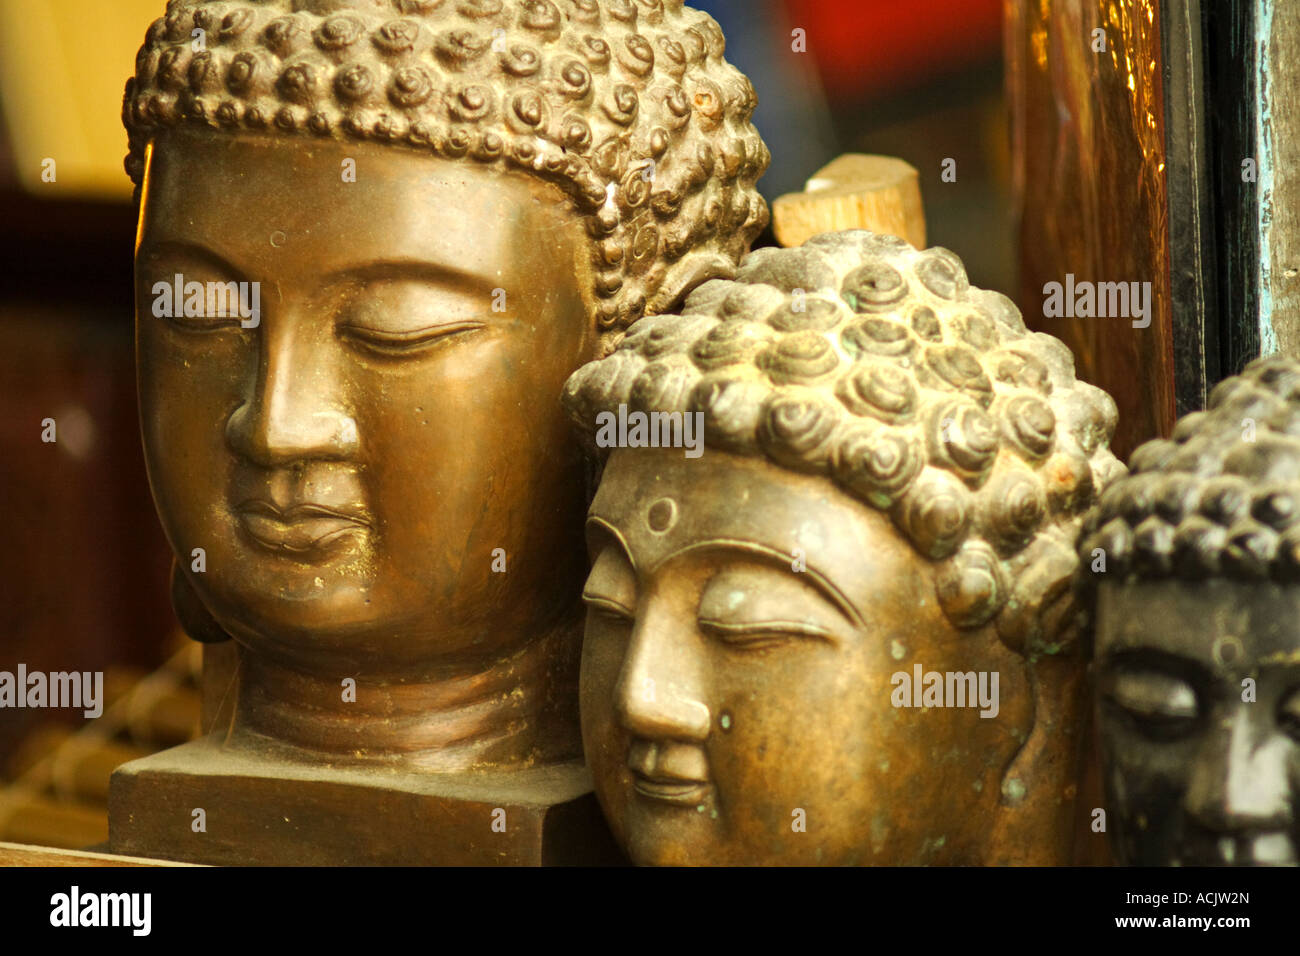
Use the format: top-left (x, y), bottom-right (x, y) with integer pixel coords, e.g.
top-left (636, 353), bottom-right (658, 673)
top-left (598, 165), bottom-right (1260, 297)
top-left (619, 806), bottom-right (724, 867)
top-left (625, 834), bottom-right (695, 868)
top-left (216, 583), bottom-right (382, 642)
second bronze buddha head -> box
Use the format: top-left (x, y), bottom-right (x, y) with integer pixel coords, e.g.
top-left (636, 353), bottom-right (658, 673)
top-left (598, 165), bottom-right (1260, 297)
top-left (564, 231), bottom-right (1125, 863)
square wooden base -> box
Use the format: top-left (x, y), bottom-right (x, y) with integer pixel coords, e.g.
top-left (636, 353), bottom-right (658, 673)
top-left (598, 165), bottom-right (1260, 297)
top-left (108, 734), bottom-right (622, 866)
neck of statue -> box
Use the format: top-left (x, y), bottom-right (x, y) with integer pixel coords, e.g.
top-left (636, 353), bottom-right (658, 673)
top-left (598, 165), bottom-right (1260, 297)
top-left (225, 617), bottom-right (582, 772)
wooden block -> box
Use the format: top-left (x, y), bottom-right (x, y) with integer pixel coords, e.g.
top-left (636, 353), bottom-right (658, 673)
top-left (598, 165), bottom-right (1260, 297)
top-left (0, 840), bottom-right (197, 867)
top-left (49, 739), bottom-right (154, 803)
top-left (0, 792), bottom-right (109, 848)
top-left (773, 154), bottom-right (926, 250)
top-left (5, 725), bottom-right (72, 779)
top-left (10, 734), bottom-right (152, 803)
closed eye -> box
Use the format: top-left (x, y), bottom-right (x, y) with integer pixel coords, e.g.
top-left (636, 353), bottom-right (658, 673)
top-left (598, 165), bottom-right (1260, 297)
top-left (582, 593), bottom-right (635, 622)
top-left (167, 313), bottom-right (246, 332)
top-left (1104, 670), bottom-right (1201, 741)
top-left (151, 277), bottom-right (250, 333)
top-left (339, 320), bottom-right (485, 356)
top-left (699, 618), bottom-right (832, 650)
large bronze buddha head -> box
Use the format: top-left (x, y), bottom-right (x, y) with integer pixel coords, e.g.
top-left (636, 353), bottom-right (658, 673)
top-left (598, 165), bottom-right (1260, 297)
top-left (122, 0), bottom-right (767, 769)
top-left (563, 231), bottom-right (1124, 864)
top-left (1079, 355), bottom-right (1300, 866)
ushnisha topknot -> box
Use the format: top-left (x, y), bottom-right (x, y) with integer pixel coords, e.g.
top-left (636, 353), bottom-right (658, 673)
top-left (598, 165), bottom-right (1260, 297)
top-left (1079, 354), bottom-right (1300, 596)
top-left (123, 0), bottom-right (770, 333)
top-left (564, 230), bottom-right (1126, 643)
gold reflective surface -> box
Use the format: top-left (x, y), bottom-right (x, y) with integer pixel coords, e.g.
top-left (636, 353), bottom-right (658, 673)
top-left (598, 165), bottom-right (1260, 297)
top-left (1008, 0), bottom-right (1175, 457)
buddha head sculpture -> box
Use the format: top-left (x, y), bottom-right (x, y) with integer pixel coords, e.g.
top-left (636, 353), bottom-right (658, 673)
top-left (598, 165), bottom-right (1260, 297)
top-left (562, 230), bottom-right (1125, 864)
top-left (122, 0), bottom-right (768, 769)
top-left (1079, 355), bottom-right (1300, 866)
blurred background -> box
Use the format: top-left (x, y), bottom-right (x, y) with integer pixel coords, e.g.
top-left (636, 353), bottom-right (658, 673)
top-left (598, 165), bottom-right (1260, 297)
top-left (0, 0), bottom-right (1007, 846)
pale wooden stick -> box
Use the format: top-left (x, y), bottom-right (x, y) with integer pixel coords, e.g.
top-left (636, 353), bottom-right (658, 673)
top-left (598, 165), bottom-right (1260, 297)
top-left (773, 154), bottom-right (926, 250)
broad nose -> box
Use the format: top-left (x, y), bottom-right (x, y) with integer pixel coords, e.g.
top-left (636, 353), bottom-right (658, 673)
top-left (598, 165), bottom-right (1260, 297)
top-left (614, 601), bottom-right (710, 743)
top-left (1183, 704), bottom-right (1293, 833)
top-left (225, 313), bottom-right (359, 465)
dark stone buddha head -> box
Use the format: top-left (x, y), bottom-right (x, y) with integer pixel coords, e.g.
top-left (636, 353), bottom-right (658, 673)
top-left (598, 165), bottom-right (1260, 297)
top-left (1080, 355), bottom-right (1300, 866)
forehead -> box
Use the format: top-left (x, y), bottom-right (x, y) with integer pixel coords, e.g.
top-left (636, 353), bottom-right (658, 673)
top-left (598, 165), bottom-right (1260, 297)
top-left (1097, 580), bottom-right (1300, 664)
top-left (588, 447), bottom-right (924, 608)
top-left (138, 129), bottom-right (582, 278)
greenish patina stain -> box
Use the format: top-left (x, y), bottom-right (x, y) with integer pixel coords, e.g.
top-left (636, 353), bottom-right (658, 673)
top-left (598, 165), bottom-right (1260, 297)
top-left (919, 834), bottom-right (947, 861)
top-left (871, 812), bottom-right (889, 851)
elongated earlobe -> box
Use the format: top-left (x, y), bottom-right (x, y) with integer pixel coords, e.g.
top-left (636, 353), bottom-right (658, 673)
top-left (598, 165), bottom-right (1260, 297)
top-left (170, 558), bottom-right (231, 644)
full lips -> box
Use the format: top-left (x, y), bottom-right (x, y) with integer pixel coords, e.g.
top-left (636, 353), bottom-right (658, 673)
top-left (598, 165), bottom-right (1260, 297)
top-left (630, 773), bottom-right (711, 807)
top-left (237, 502), bottom-right (369, 553)
top-left (626, 739), bottom-right (712, 807)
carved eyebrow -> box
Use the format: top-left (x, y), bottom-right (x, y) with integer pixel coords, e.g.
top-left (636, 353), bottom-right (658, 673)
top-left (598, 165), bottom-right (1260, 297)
top-left (319, 259), bottom-right (502, 297)
top-left (584, 516), bottom-right (638, 577)
top-left (581, 524), bottom-right (638, 613)
top-left (580, 518), bottom-right (862, 626)
top-left (670, 539), bottom-right (864, 628)
top-left (136, 240), bottom-right (249, 283)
